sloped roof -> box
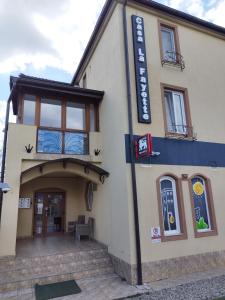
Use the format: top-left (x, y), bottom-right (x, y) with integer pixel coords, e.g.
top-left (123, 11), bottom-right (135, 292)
top-left (10, 74), bottom-right (104, 115)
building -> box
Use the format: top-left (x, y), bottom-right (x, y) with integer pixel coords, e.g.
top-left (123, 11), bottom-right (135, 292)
top-left (1, 0), bottom-right (225, 286)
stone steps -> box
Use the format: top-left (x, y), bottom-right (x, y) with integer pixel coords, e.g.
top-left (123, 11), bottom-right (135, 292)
top-left (0, 248), bottom-right (108, 271)
top-left (0, 248), bottom-right (115, 293)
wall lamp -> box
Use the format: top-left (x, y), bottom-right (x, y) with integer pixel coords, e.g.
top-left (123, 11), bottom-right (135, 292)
top-left (0, 182), bottom-right (11, 194)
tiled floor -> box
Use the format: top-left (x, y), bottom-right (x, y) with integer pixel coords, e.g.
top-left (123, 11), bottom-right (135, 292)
top-left (16, 235), bottom-right (104, 258)
top-left (0, 274), bottom-right (144, 300)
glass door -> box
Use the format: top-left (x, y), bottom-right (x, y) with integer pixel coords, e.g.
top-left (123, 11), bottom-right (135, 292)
top-left (34, 192), bottom-right (65, 236)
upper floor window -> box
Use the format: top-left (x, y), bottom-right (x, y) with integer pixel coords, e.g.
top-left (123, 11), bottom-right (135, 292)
top-left (23, 94), bottom-right (36, 125)
top-left (66, 102), bottom-right (85, 130)
top-left (40, 98), bottom-right (62, 128)
top-left (21, 94), bottom-right (99, 155)
top-left (165, 89), bottom-right (186, 134)
top-left (161, 84), bottom-right (193, 138)
top-left (161, 25), bottom-right (176, 62)
top-left (159, 21), bottom-right (185, 70)
top-left (157, 174), bottom-right (187, 242)
top-left (21, 94), bottom-right (98, 132)
top-left (189, 175), bottom-right (217, 238)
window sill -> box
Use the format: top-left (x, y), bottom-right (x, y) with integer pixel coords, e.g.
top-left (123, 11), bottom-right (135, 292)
top-left (162, 232), bottom-right (187, 242)
top-left (165, 132), bottom-right (197, 141)
top-left (194, 229), bottom-right (218, 238)
top-left (161, 58), bottom-right (185, 71)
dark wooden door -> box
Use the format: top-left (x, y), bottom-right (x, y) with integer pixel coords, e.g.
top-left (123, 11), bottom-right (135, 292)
top-left (34, 192), bottom-right (65, 236)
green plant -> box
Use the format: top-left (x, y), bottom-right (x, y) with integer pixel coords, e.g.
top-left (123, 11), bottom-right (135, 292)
top-left (196, 217), bottom-right (208, 230)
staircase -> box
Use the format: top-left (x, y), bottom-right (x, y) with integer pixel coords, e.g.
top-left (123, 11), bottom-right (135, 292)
top-left (0, 246), bottom-right (114, 297)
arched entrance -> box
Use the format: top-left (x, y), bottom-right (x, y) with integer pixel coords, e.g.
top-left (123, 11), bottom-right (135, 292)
top-left (17, 158), bottom-right (109, 240)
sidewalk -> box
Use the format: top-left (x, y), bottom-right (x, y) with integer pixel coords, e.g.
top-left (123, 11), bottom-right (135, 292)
top-left (2, 267), bottom-right (225, 299)
top-left (120, 267), bottom-right (225, 300)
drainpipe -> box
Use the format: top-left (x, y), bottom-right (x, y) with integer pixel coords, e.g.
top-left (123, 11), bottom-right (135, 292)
top-left (0, 87), bottom-right (14, 222)
top-left (122, 0), bottom-right (143, 285)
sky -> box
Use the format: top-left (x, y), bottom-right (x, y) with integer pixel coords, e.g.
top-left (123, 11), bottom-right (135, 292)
top-left (0, 0), bottom-right (225, 159)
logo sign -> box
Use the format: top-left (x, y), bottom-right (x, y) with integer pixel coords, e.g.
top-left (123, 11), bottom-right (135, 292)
top-left (132, 15), bottom-right (151, 124)
top-left (135, 134), bottom-right (152, 159)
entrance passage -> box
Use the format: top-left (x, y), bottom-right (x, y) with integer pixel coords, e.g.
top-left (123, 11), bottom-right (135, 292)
top-left (34, 192), bottom-right (65, 236)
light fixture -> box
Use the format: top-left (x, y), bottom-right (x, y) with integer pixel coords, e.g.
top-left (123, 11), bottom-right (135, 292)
top-left (0, 182), bottom-right (11, 193)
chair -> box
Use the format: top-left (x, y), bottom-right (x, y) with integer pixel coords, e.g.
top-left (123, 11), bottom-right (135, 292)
top-left (77, 215), bottom-right (85, 224)
top-left (75, 217), bottom-right (94, 240)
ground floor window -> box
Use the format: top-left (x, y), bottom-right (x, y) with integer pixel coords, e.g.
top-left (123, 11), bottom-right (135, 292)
top-left (189, 175), bottom-right (217, 238)
top-left (160, 176), bottom-right (180, 235)
top-left (157, 174), bottom-right (187, 242)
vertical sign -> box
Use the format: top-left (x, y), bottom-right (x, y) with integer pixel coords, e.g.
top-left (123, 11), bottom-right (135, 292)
top-left (132, 15), bottom-right (151, 124)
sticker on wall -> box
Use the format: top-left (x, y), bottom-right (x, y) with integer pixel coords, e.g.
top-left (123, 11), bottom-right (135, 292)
top-left (18, 198), bottom-right (31, 209)
top-left (151, 227), bottom-right (161, 244)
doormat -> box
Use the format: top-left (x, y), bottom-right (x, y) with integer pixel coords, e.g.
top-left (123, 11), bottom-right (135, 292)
top-left (35, 280), bottom-right (81, 300)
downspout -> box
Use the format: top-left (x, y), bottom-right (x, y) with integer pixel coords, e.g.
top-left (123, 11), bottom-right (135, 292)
top-left (122, 0), bottom-right (143, 285)
top-left (0, 87), bottom-right (14, 222)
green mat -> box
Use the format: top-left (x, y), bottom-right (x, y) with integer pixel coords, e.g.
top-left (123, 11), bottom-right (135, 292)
top-left (35, 280), bottom-right (81, 300)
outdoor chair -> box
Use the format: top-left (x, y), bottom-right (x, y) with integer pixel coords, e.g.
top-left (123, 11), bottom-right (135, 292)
top-left (75, 217), bottom-right (94, 240)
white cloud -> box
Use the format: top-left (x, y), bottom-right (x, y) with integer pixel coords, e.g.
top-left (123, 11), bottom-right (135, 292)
top-left (0, 0), bottom-right (105, 75)
top-left (205, 1), bottom-right (225, 26)
top-left (0, 0), bottom-right (224, 76)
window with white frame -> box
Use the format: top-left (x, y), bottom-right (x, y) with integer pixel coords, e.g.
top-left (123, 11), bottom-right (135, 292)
top-left (164, 89), bottom-right (187, 134)
top-left (161, 26), bottom-right (176, 62)
top-left (160, 176), bottom-right (181, 236)
top-left (191, 176), bottom-right (211, 232)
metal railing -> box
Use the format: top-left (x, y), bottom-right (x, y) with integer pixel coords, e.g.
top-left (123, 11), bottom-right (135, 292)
top-left (166, 124), bottom-right (196, 140)
top-left (37, 129), bottom-right (89, 155)
top-left (162, 51), bottom-right (185, 71)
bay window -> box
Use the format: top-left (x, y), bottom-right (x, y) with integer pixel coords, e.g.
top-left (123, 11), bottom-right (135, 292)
top-left (23, 94), bottom-right (36, 125)
top-left (40, 99), bottom-right (62, 128)
top-left (21, 94), bottom-right (98, 155)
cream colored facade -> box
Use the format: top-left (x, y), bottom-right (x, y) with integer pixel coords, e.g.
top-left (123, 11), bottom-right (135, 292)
top-left (1, 0), bottom-right (225, 285)
top-left (74, 0), bottom-right (225, 282)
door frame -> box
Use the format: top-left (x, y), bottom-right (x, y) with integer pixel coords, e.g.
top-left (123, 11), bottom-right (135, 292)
top-left (33, 189), bottom-right (66, 237)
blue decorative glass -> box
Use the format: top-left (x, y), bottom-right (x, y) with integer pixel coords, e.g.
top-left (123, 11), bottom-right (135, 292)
top-left (37, 130), bottom-right (62, 154)
top-left (192, 177), bottom-right (210, 231)
top-left (64, 132), bottom-right (88, 155)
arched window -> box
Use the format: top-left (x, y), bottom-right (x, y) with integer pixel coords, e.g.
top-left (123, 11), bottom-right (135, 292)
top-left (157, 175), bottom-right (187, 241)
top-left (189, 175), bottom-right (217, 237)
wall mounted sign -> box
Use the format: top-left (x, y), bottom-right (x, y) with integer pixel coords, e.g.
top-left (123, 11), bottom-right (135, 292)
top-left (131, 15), bottom-right (151, 123)
top-left (151, 227), bottom-right (161, 244)
top-left (135, 134), bottom-right (152, 159)
top-left (86, 181), bottom-right (94, 211)
top-left (19, 198), bottom-right (31, 209)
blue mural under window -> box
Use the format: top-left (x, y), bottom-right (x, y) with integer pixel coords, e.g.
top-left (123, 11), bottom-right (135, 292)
top-left (160, 177), bottom-right (180, 235)
top-left (37, 129), bottom-right (88, 155)
top-left (65, 132), bottom-right (88, 155)
top-left (191, 176), bottom-right (211, 231)
top-left (37, 130), bottom-right (62, 153)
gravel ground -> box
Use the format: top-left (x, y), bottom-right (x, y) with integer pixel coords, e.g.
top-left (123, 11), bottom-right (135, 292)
top-left (120, 274), bottom-right (225, 300)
